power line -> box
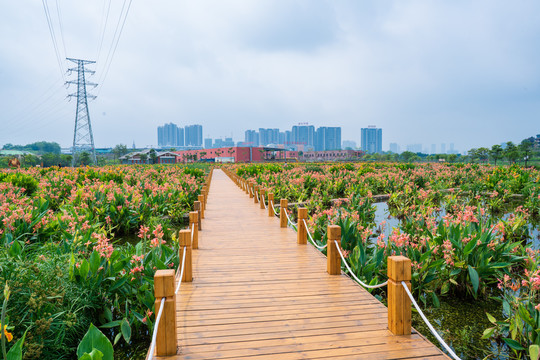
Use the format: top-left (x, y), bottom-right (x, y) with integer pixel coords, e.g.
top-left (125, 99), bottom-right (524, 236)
top-left (41, 0), bottom-right (66, 82)
top-left (55, 0), bottom-right (68, 60)
top-left (97, 0), bottom-right (133, 94)
top-left (96, 0), bottom-right (112, 65)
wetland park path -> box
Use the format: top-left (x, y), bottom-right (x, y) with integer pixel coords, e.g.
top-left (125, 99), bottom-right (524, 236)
top-left (156, 169), bottom-right (449, 360)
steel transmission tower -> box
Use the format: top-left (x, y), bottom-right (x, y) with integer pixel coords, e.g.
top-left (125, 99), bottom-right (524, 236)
top-left (66, 58), bottom-right (97, 166)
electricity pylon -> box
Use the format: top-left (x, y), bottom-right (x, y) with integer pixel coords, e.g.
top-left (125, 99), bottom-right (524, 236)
top-left (66, 58), bottom-right (97, 166)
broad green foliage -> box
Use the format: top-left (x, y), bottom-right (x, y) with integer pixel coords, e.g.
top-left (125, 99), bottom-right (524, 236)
top-left (76, 324), bottom-right (113, 360)
top-left (0, 165), bottom-right (208, 359)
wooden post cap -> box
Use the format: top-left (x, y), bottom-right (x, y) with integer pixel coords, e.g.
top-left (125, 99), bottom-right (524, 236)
top-left (387, 256), bottom-right (412, 282)
top-left (154, 270), bottom-right (175, 298)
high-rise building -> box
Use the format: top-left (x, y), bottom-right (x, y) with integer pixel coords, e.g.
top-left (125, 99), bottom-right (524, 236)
top-left (204, 138), bottom-right (213, 149)
top-left (292, 124), bottom-right (315, 149)
top-left (185, 125), bottom-right (203, 147)
top-left (361, 126), bottom-right (382, 154)
top-left (177, 127), bottom-right (184, 147)
top-left (315, 127), bottom-right (341, 151)
top-left (245, 130), bottom-right (259, 146)
top-left (389, 143), bottom-right (399, 153)
top-left (158, 122), bottom-right (181, 147)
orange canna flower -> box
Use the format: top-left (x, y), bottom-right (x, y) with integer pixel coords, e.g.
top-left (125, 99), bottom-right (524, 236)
top-left (3, 325), bottom-right (13, 342)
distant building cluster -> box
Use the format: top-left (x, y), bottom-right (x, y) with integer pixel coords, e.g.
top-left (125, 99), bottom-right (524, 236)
top-left (388, 142), bottom-right (460, 155)
top-left (156, 122), bottom-right (381, 154)
top-left (242, 125), bottom-right (342, 151)
top-left (157, 123), bottom-right (202, 148)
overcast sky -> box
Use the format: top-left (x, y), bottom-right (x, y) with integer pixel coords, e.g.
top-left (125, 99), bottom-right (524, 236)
top-left (1, 1), bottom-right (539, 152)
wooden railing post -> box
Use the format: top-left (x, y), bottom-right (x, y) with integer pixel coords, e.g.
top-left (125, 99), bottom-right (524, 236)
top-left (244, 181), bottom-right (248, 194)
top-left (387, 256), bottom-right (412, 335)
top-left (154, 270), bottom-right (177, 356)
top-left (297, 208), bottom-right (307, 245)
top-left (260, 190), bottom-right (266, 209)
top-left (280, 199), bottom-right (288, 228)
top-left (202, 186), bottom-right (208, 205)
top-left (189, 211), bottom-right (199, 249)
top-left (194, 201), bottom-right (202, 230)
top-left (249, 182), bottom-right (254, 198)
top-left (327, 225), bottom-right (341, 275)
top-left (254, 186), bottom-right (259, 204)
top-left (198, 194), bottom-right (205, 219)
top-left (179, 229), bottom-right (192, 282)
top-left (268, 193), bottom-right (274, 217)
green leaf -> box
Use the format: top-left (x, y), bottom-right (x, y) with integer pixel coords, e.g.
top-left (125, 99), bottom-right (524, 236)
top-left (463, 238), bottom-right (476, 255)
top-left (529, 345), bottom-right (539, 360)
top-left (481, 327), bottom-right (495, 339)
top-left (503, 338), bottom-right (526, 351)
top-left (468, 265), bottom-right (479, 295)
top-left (79, 260), bottom-right (90, 280)
top-left (430, 292), bottom-right (440, 308)
top-left (6, 331), bottom-right (27, 360)
top-left (99, 320), bottom-right (122, 329)
top-left (486, 312), bottom-right (497, 325)
top-left (76, 324), bottom-right (114, 360)
top-left (9, 240), bottom-right (23, 257)
top-left (121, 318), bottom-right (131, 343)
top-left (89, 251), bottom-right (100, 274)
top-left (79, 349), bottom-right (104, 360)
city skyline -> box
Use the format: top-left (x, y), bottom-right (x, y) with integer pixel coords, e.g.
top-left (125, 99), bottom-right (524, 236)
top-left (1, 2), bottom-right (539, 151)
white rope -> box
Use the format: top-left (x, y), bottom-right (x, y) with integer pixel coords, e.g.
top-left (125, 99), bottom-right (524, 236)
top-left (190, 223), bottom-right (195, 245)
top-left (401, 282), bottom-right (462, 360)
top-left (261, 194), bottom-right (268, 209)
top-left (284, 210), bottom-right (297, 226)
top-left (303, 219), bottom-right (327, 250)
top-left (174, 246), bottom-right (187, 295)
top-left (271, 202), bottom-right (279, 216)
top-left (147, 297), bottom-right (166, 360)
top-left (334, 241), bottom-right (388, 289)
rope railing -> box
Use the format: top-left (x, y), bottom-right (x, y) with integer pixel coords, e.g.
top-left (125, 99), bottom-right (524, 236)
top-left (190, 223), bottom-right (195, 245)
top-left (303, 219), bottom-right (327, 250)
top-left (401, 281), bottom-right (462, 360)
top-left (147, 297), bottom-right (166, 360)
top-left (271, 202), bottom-right (279, 216)
top-left (334, 240), bottom-right (388, 289)
top-left (175, 246), bottom-right (187, 294)
top-left (284, 209), bottom-right (297, 226)
top-left (148, 244), bottom-right (187, 360)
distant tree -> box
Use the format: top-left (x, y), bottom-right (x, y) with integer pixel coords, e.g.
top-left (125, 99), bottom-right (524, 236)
top-left (477, 147), bottom-right (490, 164)
top-left (139, 153), bottom-right (148, 164)
top-left (79, 152), bottom-right (91, 166)
top-left (504, 142), bottom-right (519, 164)
top-left (448, 154), bottom-right (458, 163)
top-left (400, 151), bottom-right (416, 163)
top-left (200, 151), bottom-right (207, 160)
top-left (519, 139), bottom-right (533, 167)
top-left (149, 149), bottom-right (158, 164)
top-left (490, 145), bottom-right (503, 165)
top-left (112, 144), bottom-right (128, 163)
top-left (468, 148), bottom-right (479, 163)
top-left (22, 154), bottom-right (40, 167)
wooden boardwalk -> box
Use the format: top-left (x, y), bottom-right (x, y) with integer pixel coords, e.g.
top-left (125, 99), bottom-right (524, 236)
top-left (157, 169), bottom-right (449, 360)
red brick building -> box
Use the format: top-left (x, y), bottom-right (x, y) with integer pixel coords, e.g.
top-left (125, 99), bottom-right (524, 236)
top-left (174, 147), bottom-right (298, 163)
